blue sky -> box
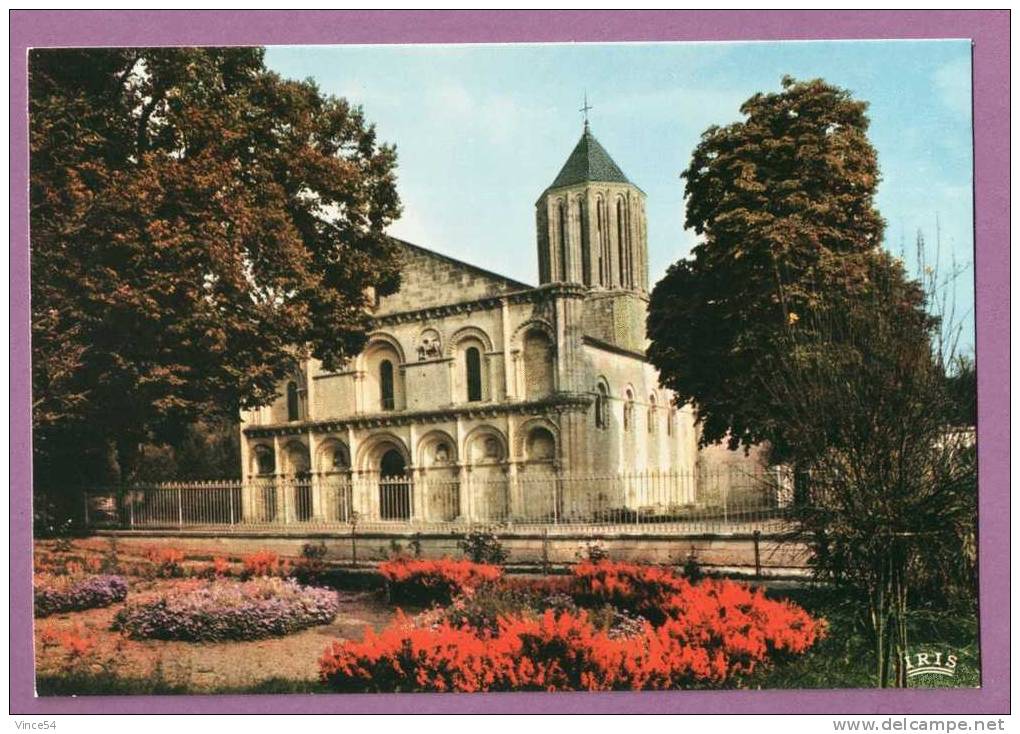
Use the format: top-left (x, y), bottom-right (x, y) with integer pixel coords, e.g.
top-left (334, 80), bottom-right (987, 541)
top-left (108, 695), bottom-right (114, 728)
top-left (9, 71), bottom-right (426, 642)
top-left (265, 40), bottom-right (974, 351)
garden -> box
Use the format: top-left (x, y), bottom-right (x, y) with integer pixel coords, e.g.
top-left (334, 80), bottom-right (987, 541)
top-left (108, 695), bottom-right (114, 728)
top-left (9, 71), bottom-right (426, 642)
top-left (32, 538), bottom-right (978, 695)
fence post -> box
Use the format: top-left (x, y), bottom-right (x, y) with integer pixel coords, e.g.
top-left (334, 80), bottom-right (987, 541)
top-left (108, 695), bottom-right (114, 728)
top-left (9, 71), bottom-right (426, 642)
top-left (177, 485), bottom-right (184, 528)
top-left (229, 483), bottom-right (235, 526)
top-left (128, 491), bottom-right (134, 528)
top-left (753, 529), bottom-right (762, 578)
top-left (542, 527), bottom-right (550, 573)
top-left (83, 492), bottom-right (90, 527)
top-left (282, 476), bottom-right (290, 524)
top-left (723, 467), bottom-right (731, 525)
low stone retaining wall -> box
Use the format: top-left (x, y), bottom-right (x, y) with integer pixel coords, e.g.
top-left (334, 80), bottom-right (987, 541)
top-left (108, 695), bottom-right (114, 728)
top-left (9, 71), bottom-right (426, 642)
top-left (95, 528), bottom-right (812, 578)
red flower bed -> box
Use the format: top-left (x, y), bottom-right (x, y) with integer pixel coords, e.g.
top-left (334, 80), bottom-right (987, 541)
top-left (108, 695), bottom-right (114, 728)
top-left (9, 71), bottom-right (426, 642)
top-left (321, 562), bottom-right (824, 691)
top-left (573, 561), bottom-right (822, 659)
top-left (319, 604), bottom-right (807, 692)
top-left (143, 547), bottom-right (185, 578)
top-left (379, 558), bottom-right (503, 605)
top-left (243, 550), bottom-right (287, 578)
top-left (571, 560), bottom-right (692, 622)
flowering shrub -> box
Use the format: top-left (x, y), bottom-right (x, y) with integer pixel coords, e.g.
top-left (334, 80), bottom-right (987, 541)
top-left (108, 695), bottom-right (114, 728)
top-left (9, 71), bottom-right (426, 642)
top-left (500, 575), bottom-right (577, 597)
top-left (457, 528), bottom-right (509, 565)
top-left (37, 624), bottom-right (98, 659)
top-left (34, 574), bottom-right (129, 617)
top-left (243, 550), bottom-right (290, 578)
top-left (210, 556), bottom-right (232, 577)
top-left (572, 561), bottom-right (691, 623)
top-left (572, 561), bottom-right (824, 664)
top-left (320, 562), bottom-right (824, 691)
top-left (322, 608), bottom-right (738, 692)
top-left (379, 558), bottom-right (503, 605)
top-left (143, 547), bottom-right (185, 578)
top-left (112, 577), bottom-right (339, 641)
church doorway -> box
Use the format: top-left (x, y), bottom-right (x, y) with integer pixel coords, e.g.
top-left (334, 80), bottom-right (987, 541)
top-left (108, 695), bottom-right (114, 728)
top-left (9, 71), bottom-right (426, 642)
top-left (379, 448), bottom-right (411, 520)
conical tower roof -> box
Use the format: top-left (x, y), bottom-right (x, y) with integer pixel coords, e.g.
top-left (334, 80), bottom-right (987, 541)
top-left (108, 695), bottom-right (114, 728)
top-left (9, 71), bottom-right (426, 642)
top-left (547, 124), bottom-right (631, 189)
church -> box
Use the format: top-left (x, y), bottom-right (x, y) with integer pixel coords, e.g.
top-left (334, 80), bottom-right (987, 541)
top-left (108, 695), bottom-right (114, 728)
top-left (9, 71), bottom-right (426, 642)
top-left (238, 121), bottom-right (758, 525)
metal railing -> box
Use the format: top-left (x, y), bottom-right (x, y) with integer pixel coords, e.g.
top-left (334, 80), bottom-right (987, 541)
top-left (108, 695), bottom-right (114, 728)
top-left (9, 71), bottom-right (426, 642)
top-left (79, 468), bottom-right (795, 535)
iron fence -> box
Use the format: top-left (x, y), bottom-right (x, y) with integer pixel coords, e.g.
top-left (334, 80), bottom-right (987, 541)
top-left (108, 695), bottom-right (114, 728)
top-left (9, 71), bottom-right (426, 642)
top-left (78, 468), bottom-right (795, 535)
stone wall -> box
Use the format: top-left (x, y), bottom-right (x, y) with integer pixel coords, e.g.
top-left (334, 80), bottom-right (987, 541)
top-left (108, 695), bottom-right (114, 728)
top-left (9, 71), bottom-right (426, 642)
top-left (582, 289), bottom-right (649, 354)
top-left (375, 242), bottom-right (528, 315)
top-left (97, 529), bottom-right (812, 576)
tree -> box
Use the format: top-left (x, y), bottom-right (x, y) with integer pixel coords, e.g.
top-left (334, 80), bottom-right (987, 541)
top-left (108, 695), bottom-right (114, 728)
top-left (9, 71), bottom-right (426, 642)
top-left (761, 263), bottom-right (976, 687)
top-left (30, 48), bottom-right (402, 486)
top-left (649, 76), bottom-right (977, 687)
top-left (648, 76), bottom-right (885, 458)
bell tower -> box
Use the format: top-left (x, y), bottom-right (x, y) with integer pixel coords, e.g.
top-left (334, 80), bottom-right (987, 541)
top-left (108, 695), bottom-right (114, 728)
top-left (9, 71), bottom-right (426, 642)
top-left (535, 118), bottom-right (648, 294)
top-left (536, 109), bottom-right (650, 353)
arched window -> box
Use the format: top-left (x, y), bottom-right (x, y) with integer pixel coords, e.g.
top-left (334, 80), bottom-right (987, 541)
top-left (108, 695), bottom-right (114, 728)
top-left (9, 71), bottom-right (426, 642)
top-left (624, 389), bottom-right (634, 432)
top-left (380, 359), bottom-right (395, 411)
top-left (596, 197), bottom-right (608, 286)
top-left (647, 393), bottom-right (657, 434)
top-left (466, 346), bottom-right (483, 402)
top-left (558, 200), bottom-right (568, 281)
top-left (254, 446), bottom-right (275, 476)
top-left (617, 197), bottom-right (629, 288)
top-left (578, 199), bottom-right (591, 286)
top-left (286, 381), bottom-right (300, 422)
top-left (594, 382), bottom-right (609, 429)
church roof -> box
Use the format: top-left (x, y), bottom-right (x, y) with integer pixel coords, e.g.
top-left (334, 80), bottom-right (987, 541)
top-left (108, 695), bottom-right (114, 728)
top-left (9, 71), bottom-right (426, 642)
top-left (548, 124), bottom-right (631, 190)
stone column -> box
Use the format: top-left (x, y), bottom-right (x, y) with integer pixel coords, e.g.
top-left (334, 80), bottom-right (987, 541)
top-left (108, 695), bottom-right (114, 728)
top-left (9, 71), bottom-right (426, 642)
top-left (272, 435), bottom-right (288, 523)
top-left (447, 358), bottom-right (457, 406)
top-left (500, 298), bottom-right (513, 400)
top-left (347, 426), bottom-right (367, 520)
top-left (459, 465), bottom-right (472, 523)
top-left (510, 349), bottom-right (522, 400)
top-left (408, 423), bottom-right (422, 521)
top-left (554, 297), bottom-right (566, 393)
top-left (506, 461), bottom-right (521, 524)
top-left (308, 429), bottom-right (324, 521)
top-left (353, 371), bottom-right (365, 414)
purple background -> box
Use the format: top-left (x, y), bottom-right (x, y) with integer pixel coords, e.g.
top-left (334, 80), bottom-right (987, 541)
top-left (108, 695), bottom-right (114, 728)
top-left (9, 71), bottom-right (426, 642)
top-left (9, 10), bottom-right (1009, 715)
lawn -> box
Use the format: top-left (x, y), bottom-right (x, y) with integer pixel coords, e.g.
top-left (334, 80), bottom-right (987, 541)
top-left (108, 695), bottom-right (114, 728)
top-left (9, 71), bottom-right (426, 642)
top-left (32, 539), bottom-right (979, 695)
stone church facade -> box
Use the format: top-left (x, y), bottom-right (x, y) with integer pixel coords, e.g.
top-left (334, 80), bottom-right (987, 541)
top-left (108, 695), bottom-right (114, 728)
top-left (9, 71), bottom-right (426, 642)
top-left (238, 123), bottom-right (755, 524)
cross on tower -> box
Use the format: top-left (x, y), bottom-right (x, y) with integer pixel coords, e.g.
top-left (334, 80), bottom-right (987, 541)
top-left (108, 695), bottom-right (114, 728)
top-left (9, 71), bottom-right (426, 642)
top-left (580, 92), bottom-right (593, 130)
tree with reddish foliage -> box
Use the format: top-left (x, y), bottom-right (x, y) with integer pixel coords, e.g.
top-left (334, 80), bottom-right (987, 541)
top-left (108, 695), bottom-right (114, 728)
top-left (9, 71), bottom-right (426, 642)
top-left (30, 48), bottom-right (402, 486)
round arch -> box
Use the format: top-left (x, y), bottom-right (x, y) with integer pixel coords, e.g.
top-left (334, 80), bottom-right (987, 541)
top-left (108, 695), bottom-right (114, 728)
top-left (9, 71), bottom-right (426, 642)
top-left (250, 443), bottom-right (276, 476)
top-left (355, 432), bottom-right (412, 473)
top-left (445, 325), bottom-right (494, 357)
top-left (316, 437), bottom-right (351, 473)
top-left (462, 425), bottom-right (508, 466)
top-left (416, 429), bottom-right (459, 468)
top-left (281, 440), bottom-right (311, 476)
top-left (514, 417), bottom-right (560, 462)
top-left (357, 331), bottom-right (406, 369)
top-left (510, 318), bottom-right (555, 350)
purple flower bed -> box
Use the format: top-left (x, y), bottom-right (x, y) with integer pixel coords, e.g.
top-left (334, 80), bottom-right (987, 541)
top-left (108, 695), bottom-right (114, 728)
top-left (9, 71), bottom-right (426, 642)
top-left (112, 578), bottom-right (340, 641)
top-left (34, 574), bottom-right (129, 617)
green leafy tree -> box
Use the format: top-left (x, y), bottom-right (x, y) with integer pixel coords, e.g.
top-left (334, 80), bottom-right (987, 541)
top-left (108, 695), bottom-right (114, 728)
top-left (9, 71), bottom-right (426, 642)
top-left (762, 272), bottom-right (975, 687)
top-left (30, 48), bottom-right (401, 486)
top-left (648, 77), bottom-right (978, 686)
top-left (648, 76), bottom-right (885, 458)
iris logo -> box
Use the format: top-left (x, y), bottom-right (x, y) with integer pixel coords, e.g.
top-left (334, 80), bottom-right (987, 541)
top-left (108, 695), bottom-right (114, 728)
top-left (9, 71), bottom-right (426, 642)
top-left (903, 649), bottom-right (958, 679)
